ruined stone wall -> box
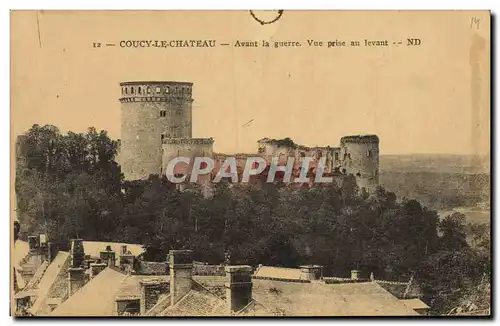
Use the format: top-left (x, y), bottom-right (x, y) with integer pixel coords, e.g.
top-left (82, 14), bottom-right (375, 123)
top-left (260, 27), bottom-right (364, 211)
top-left (120, 81), bottom-right (193, 180)
top-left (161, 138), bottom-right (214, 177)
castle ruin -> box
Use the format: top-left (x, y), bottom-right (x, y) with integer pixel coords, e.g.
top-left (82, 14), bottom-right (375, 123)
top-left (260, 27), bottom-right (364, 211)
top-left (117, 81), bottom-right (379, 191)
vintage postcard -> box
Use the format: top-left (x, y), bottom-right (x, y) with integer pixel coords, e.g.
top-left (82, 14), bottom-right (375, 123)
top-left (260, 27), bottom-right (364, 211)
top-left (10, 10), bottom-right (491, 317)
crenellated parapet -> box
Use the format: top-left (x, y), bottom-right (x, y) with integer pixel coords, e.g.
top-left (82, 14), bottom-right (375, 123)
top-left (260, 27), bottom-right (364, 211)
top-left (340, 135), bottom-right (379, 144)
top-left (162, 138), bottom-right (214, 145)
top-left (119, 81), bottom-right (193, 101)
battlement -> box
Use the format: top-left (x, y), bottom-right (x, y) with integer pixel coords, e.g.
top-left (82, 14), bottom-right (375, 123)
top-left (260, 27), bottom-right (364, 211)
top-left (119, 81), bottom-right (193, 102)
top-left (162, 137), bottom-right (214, 145)
top-left (340, 135), bottom-right (379, 144)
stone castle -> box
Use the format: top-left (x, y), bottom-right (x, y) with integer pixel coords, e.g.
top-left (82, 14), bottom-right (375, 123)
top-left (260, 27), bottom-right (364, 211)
top-left (117, 81), bottom-right (380, 191)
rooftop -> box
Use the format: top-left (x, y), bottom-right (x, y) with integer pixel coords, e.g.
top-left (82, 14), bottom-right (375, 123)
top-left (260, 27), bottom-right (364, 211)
top-left (51, 267), bottom-right (127, 316)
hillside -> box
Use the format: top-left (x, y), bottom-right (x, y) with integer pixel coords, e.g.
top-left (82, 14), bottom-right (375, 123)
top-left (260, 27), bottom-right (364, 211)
top-left (379, 154), bottom-right (490, 216)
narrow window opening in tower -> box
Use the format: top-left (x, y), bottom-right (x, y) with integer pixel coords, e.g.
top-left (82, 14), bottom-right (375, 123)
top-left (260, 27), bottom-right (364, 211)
top-left (138, 87), bottom-right (141, 94)
top-left (156, 86), bottom-right (161, 94)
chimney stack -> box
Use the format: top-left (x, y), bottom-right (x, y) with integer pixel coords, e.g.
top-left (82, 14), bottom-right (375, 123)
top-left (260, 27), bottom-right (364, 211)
top-left (169, 250), bottom-right (193, 305)
top-left (351, 270), bottom-right (360, 280)
top-left (225, 265), bottom-right (253, 315)
top-left (47, 242), bottom-right (59, 262)
top-left (299, 265), bottom-right (323, 281)
top-left (100, 245), bottom-right (116, 267)
top-left (70, 239), bottom-right (85, 268)
top-left (89, 262), bottom-right (107, 278)
top-left (27, 235), bottom-right (39, 253)
top-left (68, 267), bottom-right (86, 295)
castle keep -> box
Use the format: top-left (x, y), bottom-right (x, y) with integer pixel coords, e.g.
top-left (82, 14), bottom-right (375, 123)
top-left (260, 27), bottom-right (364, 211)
top-left (118, 81), bottom-right (213, 180)
top-left (118, 81), bottom-right (379, 190)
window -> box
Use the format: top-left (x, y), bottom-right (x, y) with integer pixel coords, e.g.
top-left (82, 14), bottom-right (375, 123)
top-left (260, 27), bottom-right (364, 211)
top-left (156, 86), bottom-right (161, 94)
top-left (367, 150), bottom-right (371, 157)
top-left (138, 87), bottom-right (142, 94)
top-left (165, 86), bottom-right (169, 93)
top-left (160, 110), bottom-right (166, 117)
top-left (147, 87), bottom-right (151, 94)
top-left (335, 152), bottom-right (339, 161)
top-left (161, 134), bottom-right (165, 140)
top-left (131, 87), bottom-right (134, 94)
top-left (125, 87), bottom-right (128, 94)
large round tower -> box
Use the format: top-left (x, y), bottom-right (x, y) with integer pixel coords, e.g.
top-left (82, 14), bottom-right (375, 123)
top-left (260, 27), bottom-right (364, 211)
top-left (119, 81), bottom-right (193, 180)
top-left (340, 135), bottom-right (380, 191)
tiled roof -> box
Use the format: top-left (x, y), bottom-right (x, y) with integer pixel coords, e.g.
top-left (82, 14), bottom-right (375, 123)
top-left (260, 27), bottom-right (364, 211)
top-left (29, 252), bottom-right (70, 315)
top-left (46, 257), bottom-right (71, 300)
top-left (115, 275), bottom-right (169, 300)
top-left (236, 300), bottom-right (275, 316)
top-left (51, 268), bottom-right (127, 316)
top-left (82, 241), bottom-right (144, 266)
top-left (252, 279), bottom-right (419, 316)
top-left (253, 266), bottom-right (302, 280)
top-left (145, 294), bottom-right (171, 316)
top-left (158, 282), bottom-right (225, 316)
top-left (192, 276), bottom-right (226, 299)
top-left (136, 261), bottom-right (167, 275)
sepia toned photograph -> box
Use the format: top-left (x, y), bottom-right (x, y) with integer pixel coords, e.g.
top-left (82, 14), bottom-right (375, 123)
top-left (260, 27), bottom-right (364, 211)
top-left (10, 10), bottom-right (491, 317)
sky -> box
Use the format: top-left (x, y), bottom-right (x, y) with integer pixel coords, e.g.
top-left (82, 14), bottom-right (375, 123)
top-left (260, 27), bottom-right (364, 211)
top-left (10, 10), bottom-right (490, 155)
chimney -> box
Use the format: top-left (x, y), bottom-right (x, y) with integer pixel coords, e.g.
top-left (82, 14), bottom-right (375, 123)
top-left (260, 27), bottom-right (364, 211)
top-left (120, 253), bottom-right (136, 274)
top-left (70, 239), bottom-right (85, 268)
top-left (27, 235), bottom-right (39, 253)
top-left (299, 265), bottom-right (323, 281)
top-left (169, 250), bottom-right (193, 305)
top-left (140, 279), bottom-right (169, 314)
top-left (68, 267), bottom-right (86, 295)
top-left (100, 246), bottom-right (116, 267)
top-left (89, 263), bottom-right (107, 278)
top-left (47, 242), bottom-right (59, 262)
top-left (225, 265), bottom-right (253, 315)
top-left (351, 270), bottom-right (360, 280)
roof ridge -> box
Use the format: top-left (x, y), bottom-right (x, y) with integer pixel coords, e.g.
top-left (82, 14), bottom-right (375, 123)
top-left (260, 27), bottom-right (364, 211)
top-left (192, 279), bottom-right (225, 301)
